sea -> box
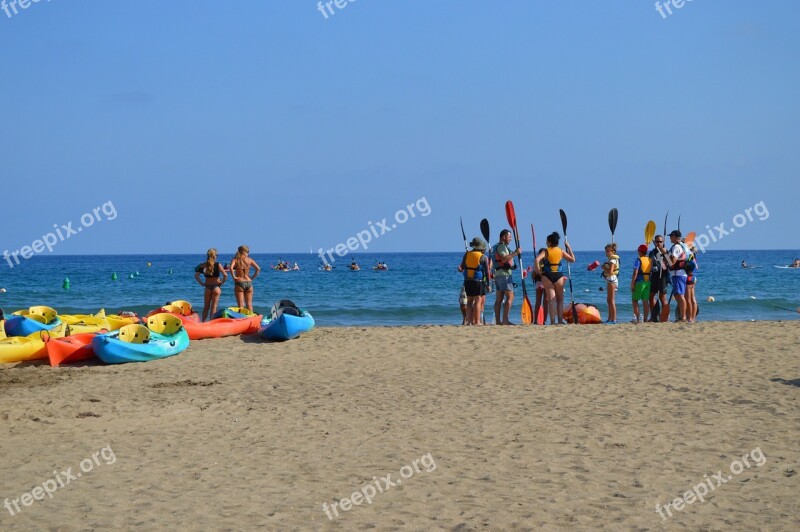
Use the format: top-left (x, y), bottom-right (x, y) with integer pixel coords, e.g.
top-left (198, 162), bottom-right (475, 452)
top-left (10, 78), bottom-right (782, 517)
top-left (1, 251), bottom-right (798, 325)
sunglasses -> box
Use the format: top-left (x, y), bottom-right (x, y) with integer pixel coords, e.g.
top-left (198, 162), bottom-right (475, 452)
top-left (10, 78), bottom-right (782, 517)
top-left (655, 240), bottom-right (664, 243)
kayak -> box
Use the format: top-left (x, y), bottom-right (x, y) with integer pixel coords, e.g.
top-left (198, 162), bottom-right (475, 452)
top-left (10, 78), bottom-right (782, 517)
top-left (259, 300), bottom-right (315, 341)
top-left (60, 309), bottom-right (111, 334)
top-left (1, 324), bottom-right (68, 364)
top-left (105, 312), bottom-right (141, 330)
top-left (146, 300), bottom-right (200, 322)
top-left (182, 314), bottom-right (261, 340)
top-left (93, 313), bottom-right (189, 364)
top-left (6, 306), bottom-right (62, 337)
top-left (563, 303), bottom-right (602, 324)
top-left (213, 307), bottom-right (257, 319)
top-left (45, 331), bottom-right (101, 366)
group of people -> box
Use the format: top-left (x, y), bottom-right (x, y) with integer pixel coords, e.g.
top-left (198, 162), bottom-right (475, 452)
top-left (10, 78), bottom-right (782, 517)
top-left (274, 260), bottom-right (300, 271)
top-left (459, 228), bottom-right (700, 325)
top-left (194, 246), bottom-right (261, 321)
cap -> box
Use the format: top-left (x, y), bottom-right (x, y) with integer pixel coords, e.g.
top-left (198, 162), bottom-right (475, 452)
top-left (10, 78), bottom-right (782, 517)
top-left (669, 230), bottom-right (682, 238)
top-left (637, 244), bottom-right (648, 254)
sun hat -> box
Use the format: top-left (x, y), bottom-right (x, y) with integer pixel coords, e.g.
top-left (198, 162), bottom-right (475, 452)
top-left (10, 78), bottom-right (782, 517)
top-left (469, 237), bottom-right (487, 251)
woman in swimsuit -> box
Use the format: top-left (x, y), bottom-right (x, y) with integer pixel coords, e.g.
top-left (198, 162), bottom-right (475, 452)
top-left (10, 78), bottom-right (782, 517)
top-left (231, 245), bottom-right (261, 312)
top-left (534, 232), bottom-right (576, 324)
top-left (194, 248), bottom-right (227, 321)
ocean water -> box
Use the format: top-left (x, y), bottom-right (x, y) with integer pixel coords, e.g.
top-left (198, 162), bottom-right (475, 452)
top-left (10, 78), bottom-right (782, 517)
top-left (0, 251), bottom-right (798, 325)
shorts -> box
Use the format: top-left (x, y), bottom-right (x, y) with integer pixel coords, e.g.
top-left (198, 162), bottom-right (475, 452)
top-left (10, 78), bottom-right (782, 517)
top-left (603, 274), bottom-right (619, 286)
top-left (632, 281), bottom-right (650, 300)
top-left (671, 275), bottom-right (687, 296)
top-left (649, 273), bottom-right (669, 295)
top-left (687, 274), bottom-right (697, 286)
top-left (494, 275), bottom-right (514, 292)
top-left (464, 279), bottom-right (484, 297)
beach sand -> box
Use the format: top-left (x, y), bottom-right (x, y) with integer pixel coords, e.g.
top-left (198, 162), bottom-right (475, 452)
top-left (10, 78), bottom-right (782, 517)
top-left (1, 322), bottom-right (798, 530)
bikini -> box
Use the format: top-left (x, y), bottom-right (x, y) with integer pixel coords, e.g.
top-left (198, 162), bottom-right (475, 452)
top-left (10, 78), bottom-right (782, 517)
top-left (233, 260), bottom-right (253, 291)
top-left (197, 263), bottom-right (222, 291)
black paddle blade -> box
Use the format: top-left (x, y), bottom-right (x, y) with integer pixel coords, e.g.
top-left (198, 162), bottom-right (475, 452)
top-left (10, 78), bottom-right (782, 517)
top-left (609, 208), bottom-right (618, 236)
top-left (480, 218), bottom-right (490, 243)
top-left (678, 214), bottom-right (682, 233)
top-left (460, 217), bottom-right (467, 240)
top-left (559, 209), bottom-right (568, 234)
top-left (663, 211), bottom-right (669, 238)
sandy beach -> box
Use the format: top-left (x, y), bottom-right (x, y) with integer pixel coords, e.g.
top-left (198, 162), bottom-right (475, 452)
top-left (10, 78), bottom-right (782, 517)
top-left (1, 321), bottom-right (798, 530)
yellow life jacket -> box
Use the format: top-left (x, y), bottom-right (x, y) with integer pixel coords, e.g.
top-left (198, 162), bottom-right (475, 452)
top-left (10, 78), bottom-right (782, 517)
top-left (639, 256), bottom-right (652, 282)
top-left (463, 250), bottom-right (486, 281)
top-left (543, 247), bottom-right (563, 273)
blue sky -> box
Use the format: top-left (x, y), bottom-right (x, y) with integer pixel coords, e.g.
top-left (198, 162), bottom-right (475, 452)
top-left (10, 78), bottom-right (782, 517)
top-left (1, 0), bottom-right (797, 255)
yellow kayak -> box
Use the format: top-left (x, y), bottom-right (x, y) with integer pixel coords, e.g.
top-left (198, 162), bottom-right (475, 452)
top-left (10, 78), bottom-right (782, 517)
top-left (60, 309), bottom-right (111, 334)
top-left (0, 323), bottom-right (67, 364)
top-left (105, 313), bottom-right (140, 330)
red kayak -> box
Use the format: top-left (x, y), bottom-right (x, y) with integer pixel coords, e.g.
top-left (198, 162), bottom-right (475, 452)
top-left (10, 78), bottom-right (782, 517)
top-left (181, 315), bottom-right (261, 340)
top-left (45, 331), bottom-right (102, 366)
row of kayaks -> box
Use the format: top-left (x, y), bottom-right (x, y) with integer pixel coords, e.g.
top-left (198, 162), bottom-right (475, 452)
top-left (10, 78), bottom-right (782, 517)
top-left (1, 300), bottom-right (315, 365)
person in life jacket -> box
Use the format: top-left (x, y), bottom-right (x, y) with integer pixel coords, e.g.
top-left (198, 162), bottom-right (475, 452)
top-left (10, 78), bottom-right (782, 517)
top-left (492, 229), bottom-right (522, 325)
top-left (648, 234), bottom-right (672, 323)
top-left (533, 247), bottom-right (549, 325)
top-left (659, 229), bottom-right (690, 322)
top-left (533, 232), bottom-right (576, 325)
top-left (458, 237), bottom-right (491, 325)
top-left (601, 243), bottom-right (620, 324)
top-left (685, 241), bottom-right (699, 322)
top-left (630, 244), bottom-right (652, 323)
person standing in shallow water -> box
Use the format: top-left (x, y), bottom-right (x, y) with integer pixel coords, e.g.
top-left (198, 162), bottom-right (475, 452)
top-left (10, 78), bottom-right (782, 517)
top-left (195, 248), bottom-right (227, 321)
top-left (231, 245), bottom-right (260, 312)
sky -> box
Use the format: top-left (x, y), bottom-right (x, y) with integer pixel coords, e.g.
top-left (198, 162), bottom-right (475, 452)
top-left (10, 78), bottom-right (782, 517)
top-left (1, 0), bottom-right (798, 256)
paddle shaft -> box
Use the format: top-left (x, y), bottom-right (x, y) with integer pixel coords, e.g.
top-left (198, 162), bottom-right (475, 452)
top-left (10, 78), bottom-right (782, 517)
top-left (560, 210), bottom-right (578, 324)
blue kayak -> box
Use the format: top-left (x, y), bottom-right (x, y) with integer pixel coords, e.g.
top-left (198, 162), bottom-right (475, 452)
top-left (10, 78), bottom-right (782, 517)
top-left (4, 314), bottom-right (63, 337)
top-left (92, 313), bottom-right (190, 364)
top-left (258, 300), bottom-right (314, 341)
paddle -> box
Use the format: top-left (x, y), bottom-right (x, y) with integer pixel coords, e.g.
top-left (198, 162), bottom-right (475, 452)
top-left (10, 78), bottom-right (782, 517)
top-left (480, 219), bottom-right (490, 244)
top-left (531, 223), bottom-right (545, 325)
top-left (685, 231), bottom-right (696, 247)
top-left (505, 201), bottom-right (533, 324)
top-left (459, 217), bottom-right (468, 252)
top-left (678, 214), bottom-right (682, 233)
top-left (608, 208), bottom-right (618, 244)
top-left (645, 220), bottom-right (656, 245)
top-left (560, 209), bottom-right (578, 324)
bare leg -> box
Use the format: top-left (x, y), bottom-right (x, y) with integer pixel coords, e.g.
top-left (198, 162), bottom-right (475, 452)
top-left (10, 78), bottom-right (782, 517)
top-left (210, 288), bottom-right (221, 319)
top-left (494, 290), bottom-right (503, 325)
top-left (502, 290), bottom-right (515, 324)
top-left (245, 288), bottom-right (254, 312)
top-left (202, 289), bottom-right (212, 322)
top-left (606, 283), bottom-right (617, 321)
top-left (234, 286), bottom-right (244, 309)
top-left (659, 291), bottom-right (670, 323)
top-left (555, 279), bottom-right (566, 324)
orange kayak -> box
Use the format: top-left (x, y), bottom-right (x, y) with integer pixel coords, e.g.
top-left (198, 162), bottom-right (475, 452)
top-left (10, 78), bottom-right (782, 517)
top-left (45, 332), bottom-right (100, 366)
top-left (182, 315), bottom-right (261, 340)
top-left (563, 303), bottom-right (602, 324)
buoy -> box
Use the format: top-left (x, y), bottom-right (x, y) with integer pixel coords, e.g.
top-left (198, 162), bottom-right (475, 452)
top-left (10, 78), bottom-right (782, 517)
top-left (749, 296), bottom-right (757, 300)
top-left (62, 277), bottom-right (70, 290)
top-left (111, 272), bottom-right (118, 280)
top-left (707, 296), bottom-right (715, 302)
top-left (147, 262), bottom-right (152, 267)
top-left (168, 268), bottom-right (173, 275)
top-left (0, 288), bottom-right (6, 293)
top-left (134, 271), bottom-right (140, 277)
top-left (128, 273), bottom-right (135, 279)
